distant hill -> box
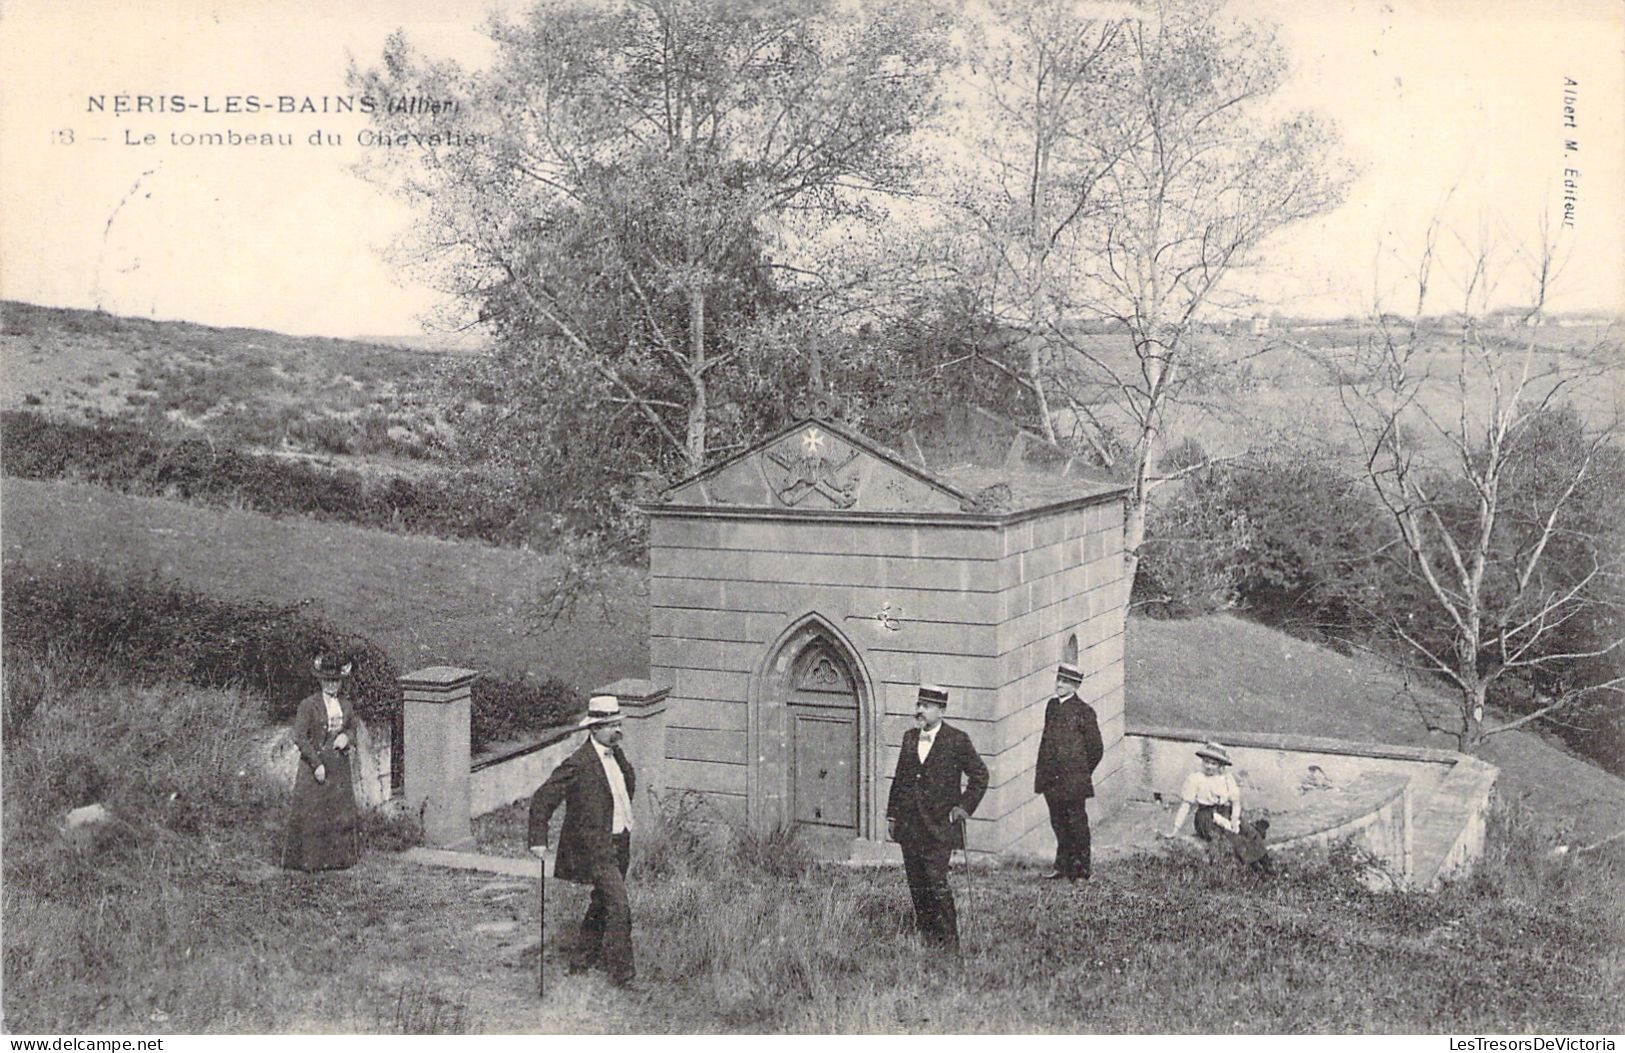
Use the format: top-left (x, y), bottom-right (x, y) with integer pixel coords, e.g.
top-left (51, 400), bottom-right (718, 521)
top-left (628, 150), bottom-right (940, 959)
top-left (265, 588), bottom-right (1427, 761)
top-left (352, 332), bottom-right (491, 355)
top-left (0, 300), bottom-right (473, 469)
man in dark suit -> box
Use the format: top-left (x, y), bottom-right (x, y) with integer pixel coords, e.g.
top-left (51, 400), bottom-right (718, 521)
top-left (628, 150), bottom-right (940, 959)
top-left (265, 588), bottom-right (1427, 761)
top-left (528, 695), bottom-right (638, 988)
top-left (1034, 661), bottom-right (1104, 881)
top-left (886, 684), bottom-right (989, 951)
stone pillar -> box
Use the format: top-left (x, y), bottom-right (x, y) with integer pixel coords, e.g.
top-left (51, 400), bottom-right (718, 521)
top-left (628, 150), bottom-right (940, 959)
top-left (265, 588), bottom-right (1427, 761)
top-left (400, 666), bottom-right (479, 850)
top-left (595, 678), bottom-right (670, 824)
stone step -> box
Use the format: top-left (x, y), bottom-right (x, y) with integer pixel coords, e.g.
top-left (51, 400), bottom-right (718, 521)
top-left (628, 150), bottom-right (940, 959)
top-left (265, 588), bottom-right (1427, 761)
top-left (1405, 756), bottom-right (1498, 888)
top-left (404, 846), bottom-right (542, 879)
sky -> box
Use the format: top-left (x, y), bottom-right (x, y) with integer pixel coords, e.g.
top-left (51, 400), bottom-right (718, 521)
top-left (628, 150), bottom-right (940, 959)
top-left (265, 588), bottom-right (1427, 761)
top-left (0, 0), bottom-right (1620, 338)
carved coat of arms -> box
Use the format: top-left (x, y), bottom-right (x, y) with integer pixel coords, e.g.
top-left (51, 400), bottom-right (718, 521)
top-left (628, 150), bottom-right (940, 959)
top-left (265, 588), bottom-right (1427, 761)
top-left (762, 427), bottom-right (860, 508)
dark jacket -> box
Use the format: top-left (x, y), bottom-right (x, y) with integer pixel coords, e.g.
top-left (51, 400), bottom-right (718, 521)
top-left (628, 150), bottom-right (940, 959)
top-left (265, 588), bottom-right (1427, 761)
top-left (282, 691), bottom-right (360, 871)
top-left (1034, 693), bottom-right (1104, 800)
top-left (886, 722), bottom-right (989, 848)
top-left (527, 739), bottom-right (636, 885)
top-left (290, 691), bottom-right (355, 771)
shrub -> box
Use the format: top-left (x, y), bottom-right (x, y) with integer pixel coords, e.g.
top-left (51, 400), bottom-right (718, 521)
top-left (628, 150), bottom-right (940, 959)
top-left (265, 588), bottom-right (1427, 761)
top-left (470, 676), bottom-right (580, 755)
top-left (0, 561), bottom-right (400, 728)
top-left (1, 560), bottom-right (578, 756)
top-left (1134, 451), bottom-right (1385, 634)
top-left (0, 410), bottom-right (542, 547)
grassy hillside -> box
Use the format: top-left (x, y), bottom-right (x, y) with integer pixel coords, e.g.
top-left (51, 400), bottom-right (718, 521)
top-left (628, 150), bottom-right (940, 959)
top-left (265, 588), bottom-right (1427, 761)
top-left (0, 477), bottom-right (646, 695)
top-left (5, 475), bottom-right (1622, 842)
top-left (7, 300), bottom-right (1617, 475)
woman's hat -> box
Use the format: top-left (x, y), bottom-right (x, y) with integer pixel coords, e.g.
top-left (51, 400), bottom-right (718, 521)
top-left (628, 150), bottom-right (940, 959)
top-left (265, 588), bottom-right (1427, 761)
top-left (312, 654), bottom-right (353, 680)
top-left (1195, 741), bottom-right (1233, 766)
top-left (917, 684), bottom-right (950, 708)
top-left (579, 695), bottom-right (623, 728)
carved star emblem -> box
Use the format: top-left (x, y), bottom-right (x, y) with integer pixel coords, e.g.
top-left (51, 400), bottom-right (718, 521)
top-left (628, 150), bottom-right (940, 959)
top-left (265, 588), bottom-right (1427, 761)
top-left (802, 427), bottom-right (826, 457)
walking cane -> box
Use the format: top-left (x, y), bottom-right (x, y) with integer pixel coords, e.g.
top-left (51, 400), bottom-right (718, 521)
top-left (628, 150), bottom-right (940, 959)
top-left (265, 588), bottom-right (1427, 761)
top-left (954, 816), bottom-right (975, 955)
top-left (537, 850), bottom-right (547, 1000)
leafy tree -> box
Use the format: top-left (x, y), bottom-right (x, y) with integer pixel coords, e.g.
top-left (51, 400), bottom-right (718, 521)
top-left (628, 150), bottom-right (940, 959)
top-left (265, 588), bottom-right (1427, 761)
top-left (948, 0), bottom-right (1128, 445)
top-left (350, 0), bottom-right (950, 477)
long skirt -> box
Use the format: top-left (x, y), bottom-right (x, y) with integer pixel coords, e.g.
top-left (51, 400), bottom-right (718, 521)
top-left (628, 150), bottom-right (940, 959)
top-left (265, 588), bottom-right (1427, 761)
top-left (1195, 803), bottom-right (1269, 866)
top-left (281, 747), bottom-right (359, 871)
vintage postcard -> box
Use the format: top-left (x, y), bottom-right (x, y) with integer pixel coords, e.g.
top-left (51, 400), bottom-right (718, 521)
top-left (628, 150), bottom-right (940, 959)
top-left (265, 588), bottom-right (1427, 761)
top-left (1, 0), bottom-right (1621, 1040)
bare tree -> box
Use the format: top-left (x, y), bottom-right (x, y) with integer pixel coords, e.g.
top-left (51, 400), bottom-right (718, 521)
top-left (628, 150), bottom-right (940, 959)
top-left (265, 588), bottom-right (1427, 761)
top-left (951, 0), bottom-right (1130, 444)
top-left (954, 0), bottom-right (1346, 587)
top-left (1333, 221), bottom-right (1624, 751)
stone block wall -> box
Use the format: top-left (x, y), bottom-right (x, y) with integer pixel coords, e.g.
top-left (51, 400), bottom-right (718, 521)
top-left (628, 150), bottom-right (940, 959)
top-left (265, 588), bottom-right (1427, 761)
top-left (649, 513), bottom-right (1008, 842)
top-left (648, 495), bottom-right (1128, 856)
top-left (991, 499), bottom-right (1128, 856)
top-left (1125, 726), bottom-right (1456, 813)
top-left (468, 726), bottom-right (578, 818)
top-left (1121, 726), bottom-right (1499, 888)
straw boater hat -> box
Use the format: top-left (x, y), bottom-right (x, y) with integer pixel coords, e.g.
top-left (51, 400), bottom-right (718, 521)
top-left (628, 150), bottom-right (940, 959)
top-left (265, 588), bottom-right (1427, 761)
top-left (917, 684), bottom-right (950, 709)
top-left (579, 694), bottom-right (623, 729)
top-left (1056, 662), bottom-right (1084, 686)
top-left (1195, 741), bottom-right (1233, 766)
top-left (312, 654), bottom-right (353, 680)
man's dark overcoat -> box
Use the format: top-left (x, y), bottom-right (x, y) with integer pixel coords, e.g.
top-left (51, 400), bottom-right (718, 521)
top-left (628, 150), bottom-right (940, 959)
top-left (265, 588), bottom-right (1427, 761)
top-left (1033, 693), bottom-right (1104, 800)
top-left (887, 722), bottom-right (990, 847)
top-left (527, 740), bottom-right (636, 884)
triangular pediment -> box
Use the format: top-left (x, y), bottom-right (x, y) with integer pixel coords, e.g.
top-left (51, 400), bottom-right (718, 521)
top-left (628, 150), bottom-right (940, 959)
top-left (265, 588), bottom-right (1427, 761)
top-left (661, 419), bottom-right (970, 514)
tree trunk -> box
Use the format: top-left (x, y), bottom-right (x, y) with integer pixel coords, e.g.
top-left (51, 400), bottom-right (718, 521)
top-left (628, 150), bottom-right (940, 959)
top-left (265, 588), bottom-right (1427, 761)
top-left (685, 286), bottom-right (707, 472)
top-left (1029, 339), bottom-right (1058, 444)
top-left (1462, 680), bottom-right (1489, 753)
top-left (1122, 491), bottom-right (1146, 598)
top-left (1122, 328), bottom-right (1163, 604)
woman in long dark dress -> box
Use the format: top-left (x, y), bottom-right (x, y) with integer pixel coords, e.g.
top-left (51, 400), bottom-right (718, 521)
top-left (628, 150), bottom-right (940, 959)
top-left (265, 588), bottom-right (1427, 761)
top-left (281, 653), bottom-right (360, 871)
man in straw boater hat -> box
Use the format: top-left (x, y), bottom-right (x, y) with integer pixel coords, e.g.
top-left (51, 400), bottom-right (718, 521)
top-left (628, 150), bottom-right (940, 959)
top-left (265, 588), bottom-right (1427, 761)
top-left (1033, 661), bottom-right (1104, 882)
top-left (528, 695), bottom-right (640, 989)
top-left (886, 684), bottom-right (989, 952)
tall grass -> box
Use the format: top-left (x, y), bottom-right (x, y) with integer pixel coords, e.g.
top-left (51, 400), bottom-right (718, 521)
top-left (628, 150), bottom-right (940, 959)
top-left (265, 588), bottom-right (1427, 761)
top-left (0, 649), bottom-right (427, 1033)
top-left (5, 652), bottom-right (1620, 1033)
top-left (2, 651), bottom-right (284, 1031)
top-left (612, 794), bottom-right (1624, 1032)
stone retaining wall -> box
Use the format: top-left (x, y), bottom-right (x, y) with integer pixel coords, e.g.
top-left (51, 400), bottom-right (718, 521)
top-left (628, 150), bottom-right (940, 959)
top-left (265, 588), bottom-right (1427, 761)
top-left (469, 726), bottom-right (580, 818)
top-left (1124, 725), bottom-right (1496, 889)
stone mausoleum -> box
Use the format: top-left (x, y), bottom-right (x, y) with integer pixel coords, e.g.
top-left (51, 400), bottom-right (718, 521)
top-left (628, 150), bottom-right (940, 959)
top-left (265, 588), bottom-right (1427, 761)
top-left (643, 405), bottom-right (1130, 859)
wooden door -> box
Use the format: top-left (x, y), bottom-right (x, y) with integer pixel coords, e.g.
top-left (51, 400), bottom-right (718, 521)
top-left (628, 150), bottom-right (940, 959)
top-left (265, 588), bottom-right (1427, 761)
top-left (787, 644), bottom-right (859, 835)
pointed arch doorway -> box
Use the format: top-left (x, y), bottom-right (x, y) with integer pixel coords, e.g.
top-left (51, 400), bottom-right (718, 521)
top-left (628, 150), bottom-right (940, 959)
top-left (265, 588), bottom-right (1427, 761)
top-left (787, 642), bottom-right (860, 834)
top-left (750, 616), bottom-right (875, 851)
